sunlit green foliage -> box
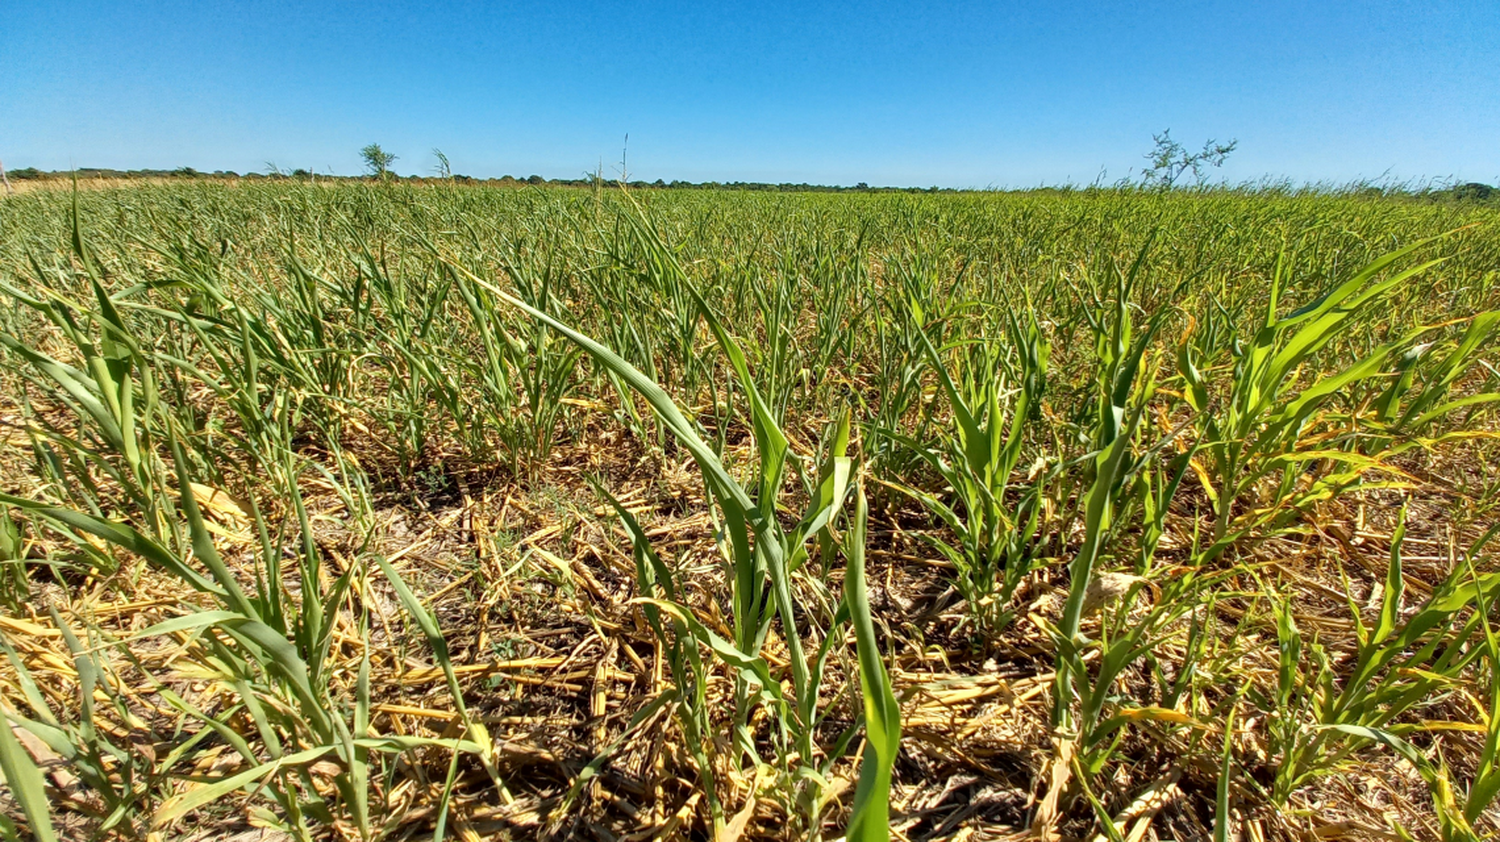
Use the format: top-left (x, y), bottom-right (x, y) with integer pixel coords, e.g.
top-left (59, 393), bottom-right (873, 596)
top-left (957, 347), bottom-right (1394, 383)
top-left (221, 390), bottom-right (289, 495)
top-left (0, 181), bottom-right (1496, 839)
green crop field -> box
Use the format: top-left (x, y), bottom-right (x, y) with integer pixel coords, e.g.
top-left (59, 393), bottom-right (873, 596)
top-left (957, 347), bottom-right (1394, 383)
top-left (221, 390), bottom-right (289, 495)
top-left (1, 181), bottom-right (1498, 841)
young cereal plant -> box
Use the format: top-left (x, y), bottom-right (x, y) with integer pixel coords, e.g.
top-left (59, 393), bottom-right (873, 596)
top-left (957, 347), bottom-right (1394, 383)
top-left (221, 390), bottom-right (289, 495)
top-left (1051, 240), bottom-right (1170, 732)
top-left (885, 304), bottom-right (1050, 634)
top-left (0, 209), bottom-right (501, 841)
top-left (442, 209), bottom-right (901, 841)
top-left (1180, 234), bottom-right (1495, 560)
top-left (1261, 514), bottom-right (1500, 832)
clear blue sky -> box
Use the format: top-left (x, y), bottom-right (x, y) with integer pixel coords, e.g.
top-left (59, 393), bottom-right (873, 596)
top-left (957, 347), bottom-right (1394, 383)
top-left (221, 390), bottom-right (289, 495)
top-left (3, 1), bottom-right (1497, 187)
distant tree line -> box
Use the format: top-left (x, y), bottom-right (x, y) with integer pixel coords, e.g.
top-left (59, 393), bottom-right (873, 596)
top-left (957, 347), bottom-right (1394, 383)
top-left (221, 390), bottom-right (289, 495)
top-left (5, 167), bottom-right (244, 180)
top-left (2, 165), bottom-right (1495, 201)
top-left (0, 167), bottom-right (955, 193)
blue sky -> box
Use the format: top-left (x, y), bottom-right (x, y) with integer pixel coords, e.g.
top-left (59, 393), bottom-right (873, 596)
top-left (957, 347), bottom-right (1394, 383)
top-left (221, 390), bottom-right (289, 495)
top-left (3, 1), bottom-right (1497, 187)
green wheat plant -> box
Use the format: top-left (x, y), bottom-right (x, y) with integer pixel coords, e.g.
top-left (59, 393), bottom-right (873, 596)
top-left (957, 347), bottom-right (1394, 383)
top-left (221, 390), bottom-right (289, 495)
top-left (0, 179), bottom-right (1496, 840)
top-left (442, 209), bottom-right (902, 839)
top-left (884, 305), bottom-right (1050, 632)
top-left (1179, 236), bottom-right (1495, 560)
top-left (1263, 515), bottom-right (1500, 812)
top-left (0, 208), bottom-right (501, 840)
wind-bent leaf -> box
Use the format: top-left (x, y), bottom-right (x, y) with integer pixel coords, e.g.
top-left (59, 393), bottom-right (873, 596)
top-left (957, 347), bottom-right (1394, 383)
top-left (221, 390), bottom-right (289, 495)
top-left (0, 708), bottom-right (57, 842)
top-left (153, 746), bottom-right (334, 828)
top-left (844, 487), bottom-right (900, 842)
top-left (0, 492), bottom-right (221, 595)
